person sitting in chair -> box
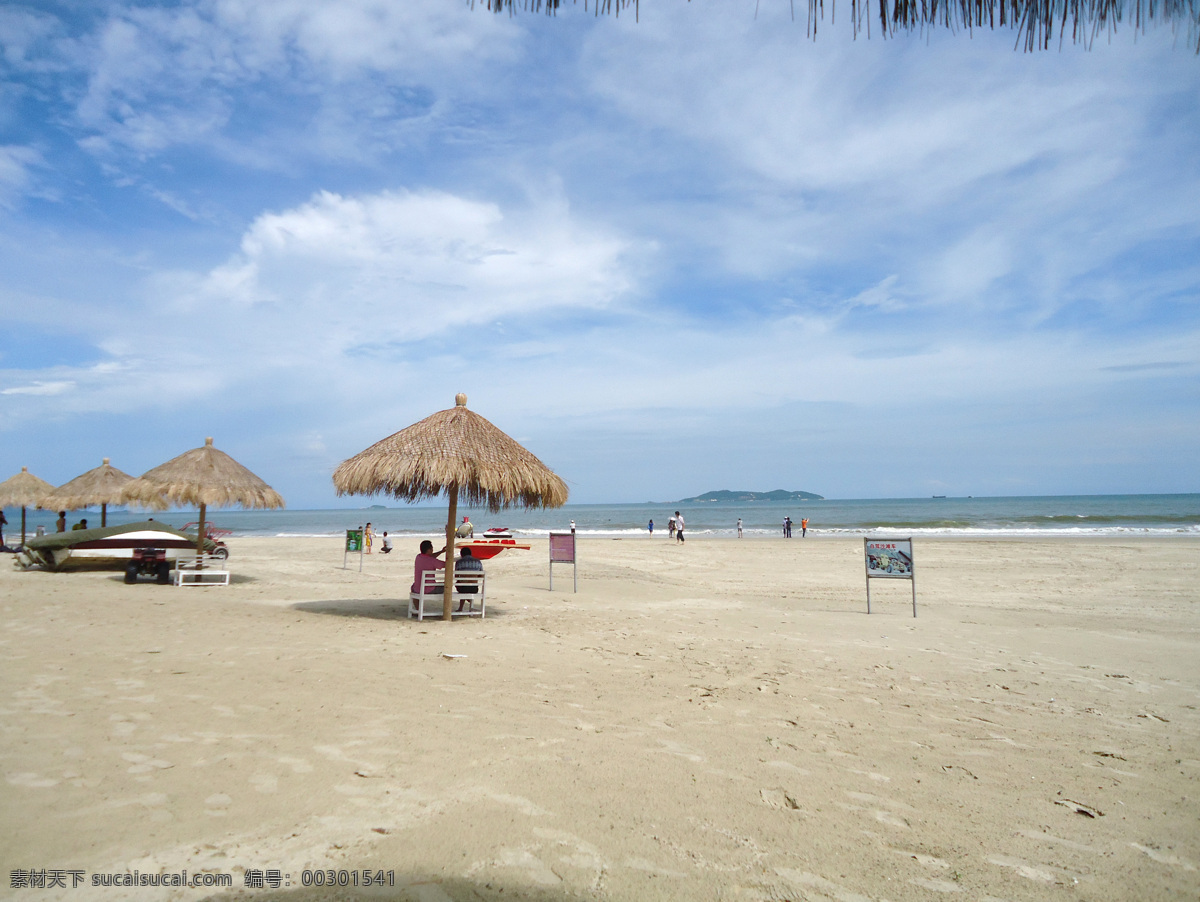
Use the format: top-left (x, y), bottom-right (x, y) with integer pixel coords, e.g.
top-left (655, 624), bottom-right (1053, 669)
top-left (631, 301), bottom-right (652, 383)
top-left (454, 546), bottom-right (483, 611)
top-left (412, 540), bottom-right (445, 594)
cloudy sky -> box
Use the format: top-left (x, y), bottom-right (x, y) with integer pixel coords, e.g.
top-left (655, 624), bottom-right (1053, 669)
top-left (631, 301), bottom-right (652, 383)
top-left (1, 1), bottom-right (1197, 508)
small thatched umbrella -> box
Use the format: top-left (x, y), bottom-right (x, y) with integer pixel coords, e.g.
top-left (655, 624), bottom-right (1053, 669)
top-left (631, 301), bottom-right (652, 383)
top-left (0, 466), bottom-right (57, 546)
top-left (43, 458), bottom-right (141, 527)
top-left (332, 393), bottom-right (569, 621)
top-left (121, 437), bottom-right (285, 556)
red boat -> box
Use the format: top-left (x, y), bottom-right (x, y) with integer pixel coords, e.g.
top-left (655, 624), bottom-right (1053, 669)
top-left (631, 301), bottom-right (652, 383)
top-left (458, 535), bottom-right (530, 560)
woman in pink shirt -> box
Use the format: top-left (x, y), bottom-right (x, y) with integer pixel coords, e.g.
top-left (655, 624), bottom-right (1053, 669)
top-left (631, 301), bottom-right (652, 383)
top-left (412, 540), bottom-right (446, 593)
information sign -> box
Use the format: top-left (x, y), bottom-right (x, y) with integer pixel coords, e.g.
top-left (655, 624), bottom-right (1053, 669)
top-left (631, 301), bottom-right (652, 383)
top-left (864, 537), bottom-right (916, 616)
top-left (549, 529), bottom-right (577, 592)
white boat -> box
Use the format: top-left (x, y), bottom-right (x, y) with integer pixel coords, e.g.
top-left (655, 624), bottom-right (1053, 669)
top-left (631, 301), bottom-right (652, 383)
top-left (14, 521), bottom-right (222, 572)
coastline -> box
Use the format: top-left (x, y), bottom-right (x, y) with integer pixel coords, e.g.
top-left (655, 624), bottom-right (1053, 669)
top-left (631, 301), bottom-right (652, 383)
top-left (3, 536), bottom-right (1198, 900)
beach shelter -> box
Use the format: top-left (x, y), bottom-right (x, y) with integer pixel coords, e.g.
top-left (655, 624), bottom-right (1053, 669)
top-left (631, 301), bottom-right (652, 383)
top-left (332, 393), bottom-right (568, 621)
top-left (120, 437), bottom-right (285, 556)
top-left (0, 466), bottom-right (56, 546)
top-left (43, 458), bottom-right (141, 528)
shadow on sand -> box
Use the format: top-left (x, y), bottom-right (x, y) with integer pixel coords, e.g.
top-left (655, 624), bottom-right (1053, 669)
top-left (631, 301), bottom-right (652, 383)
top-left (199, 872), bottom-right (588, 902)
top-left (291, 598), bottom-right (507, 622)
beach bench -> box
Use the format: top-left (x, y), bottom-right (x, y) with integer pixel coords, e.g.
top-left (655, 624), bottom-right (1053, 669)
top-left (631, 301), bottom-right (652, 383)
top-left (173, 554), bottom-right (230, 587)
top-left (409, 570), bottom-right (486, 621)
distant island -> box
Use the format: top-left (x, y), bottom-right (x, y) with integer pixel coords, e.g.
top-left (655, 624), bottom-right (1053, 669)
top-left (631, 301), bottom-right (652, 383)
top-left (678, 489), bottom-right (824, 503)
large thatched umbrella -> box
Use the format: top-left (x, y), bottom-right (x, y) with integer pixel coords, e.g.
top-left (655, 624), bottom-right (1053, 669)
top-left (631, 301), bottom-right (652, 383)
top-left (121, 437), bottom-right (285, 556)
top-left (43, 458), bottom-right (141, 527)
top-left (332, 393), bottom-right (569, 621)
top-left (0, 466), bottom-right (56, 546)
top-left (484, 1), bottom-right (1199, 52)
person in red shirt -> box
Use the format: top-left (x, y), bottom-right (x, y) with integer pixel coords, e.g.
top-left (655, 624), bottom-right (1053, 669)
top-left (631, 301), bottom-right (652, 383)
top-left (412, 540), bottom-right (446, 593)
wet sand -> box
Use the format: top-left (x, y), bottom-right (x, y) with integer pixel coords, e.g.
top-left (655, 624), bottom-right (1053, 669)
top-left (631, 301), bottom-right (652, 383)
top-left (2, 536), bottom-right (1198, 901)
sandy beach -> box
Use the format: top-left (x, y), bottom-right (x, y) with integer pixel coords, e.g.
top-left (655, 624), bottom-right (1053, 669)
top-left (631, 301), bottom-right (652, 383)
top-left (2, 536), bottom-right (1198, 901)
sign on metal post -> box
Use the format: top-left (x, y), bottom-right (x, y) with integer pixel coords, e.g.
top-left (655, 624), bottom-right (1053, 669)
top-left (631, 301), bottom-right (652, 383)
top-left (864, 537), bottom-right (916, 617)
top-left (549, 527), bottom-right (577, 592)
top-left (344, 527), bottom-right (364, 571)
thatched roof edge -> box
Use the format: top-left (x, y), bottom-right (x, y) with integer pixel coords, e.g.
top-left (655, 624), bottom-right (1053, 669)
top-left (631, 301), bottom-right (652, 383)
top-left (480, 0), bottom-right (1200, 52)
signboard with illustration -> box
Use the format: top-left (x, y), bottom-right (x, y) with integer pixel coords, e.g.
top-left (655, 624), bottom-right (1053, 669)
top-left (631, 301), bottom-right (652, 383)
top-left (865, 539), bottom-right (913, 578)
top-left (863, 537), bottom-right (916, 617)
top-left (344, 528), bottom-right (364, 571)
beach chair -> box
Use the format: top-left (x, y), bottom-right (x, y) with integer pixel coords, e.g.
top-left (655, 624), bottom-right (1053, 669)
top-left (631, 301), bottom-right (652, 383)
top-left (174, 554), bottom-right (231, 587)
top-left (409, 570), bottom-right (486, 620)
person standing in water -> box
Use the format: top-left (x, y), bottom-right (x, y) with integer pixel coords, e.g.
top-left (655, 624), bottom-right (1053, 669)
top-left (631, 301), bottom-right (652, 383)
top-left (648, 519), bottom-right (654, 537)
top-left (737, 518), bottom-right (742, 538)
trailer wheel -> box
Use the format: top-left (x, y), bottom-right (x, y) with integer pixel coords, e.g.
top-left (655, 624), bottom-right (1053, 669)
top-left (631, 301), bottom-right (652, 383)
top-left (155, 561), bottom-right (171, 584)
top-left (125, 563), bottom-right (139, 584)
top-left (212, 545), bottom-right (229, 561)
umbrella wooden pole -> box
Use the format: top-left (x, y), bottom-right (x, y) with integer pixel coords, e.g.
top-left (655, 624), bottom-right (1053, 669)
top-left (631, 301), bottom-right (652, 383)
top-left (21, 506), bottom-right (27, 546)
top-left (101, 502), bottom-right (107, 528)
top-left (443, 485), bottom-right (458, 621)
top-left (196, 502), bottom-right (207, 558)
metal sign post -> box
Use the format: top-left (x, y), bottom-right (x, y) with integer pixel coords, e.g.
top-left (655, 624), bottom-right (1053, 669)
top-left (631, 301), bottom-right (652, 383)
top-left (344, 527), bottom-right (364, 571)
top-left (864, 537), bottom-right (916, 617)
top-left (549, 526), bottom-right (577, 592)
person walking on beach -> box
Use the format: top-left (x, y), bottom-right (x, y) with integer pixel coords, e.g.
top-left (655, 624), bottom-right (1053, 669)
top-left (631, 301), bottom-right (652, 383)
top-left (668, 516), bottom-right (676, 539)
top-left (674, 511), bottom-right (685, 543)
top-left (737, 517), bottom-right (742, 538)
top-left (648, 519), bottom-right (654, 537)
top-left (801, 517), bottom-right (809, 537)
top-left (364, 522), bottom-right (374, 553)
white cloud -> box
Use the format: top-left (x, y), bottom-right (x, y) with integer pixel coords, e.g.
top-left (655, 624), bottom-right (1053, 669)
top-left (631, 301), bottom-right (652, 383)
top-left (191, 187), bottom-right (632, 345)
top-left (1, 379), bottom-right (75, 396)
top-left (0, 145), bottom-right (42, 206)
top-left (65, 0), bottom-right (520, 162)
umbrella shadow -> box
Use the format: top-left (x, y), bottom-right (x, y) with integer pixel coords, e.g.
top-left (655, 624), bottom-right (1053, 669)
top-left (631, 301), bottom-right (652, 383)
top-left (291, 598), bottom-right (509, 622)
top-left (198, 870), bottom-right (586, 902)
top-left (101, 572), bottom-right (258, 586)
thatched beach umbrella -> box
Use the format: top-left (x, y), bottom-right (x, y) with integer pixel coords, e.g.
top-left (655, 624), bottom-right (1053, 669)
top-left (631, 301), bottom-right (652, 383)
top-left (332, 393), bottom-right (569, 621)
top-left (121, 437), bottom-right (285, 556)
top-left (0, 466), bottom-right (56, 546)
top-left (43, 458), bottom-right (140, 528)
top-left (482, 0), bottom-right (1200, 52)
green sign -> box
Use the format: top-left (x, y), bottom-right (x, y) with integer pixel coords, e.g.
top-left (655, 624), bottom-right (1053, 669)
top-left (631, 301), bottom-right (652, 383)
top-left (346, 529), bottom-right (363, 552)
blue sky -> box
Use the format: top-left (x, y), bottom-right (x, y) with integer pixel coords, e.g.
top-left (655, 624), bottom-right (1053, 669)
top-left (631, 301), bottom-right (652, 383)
top-left (1, 1), bottom-right (1198, 509)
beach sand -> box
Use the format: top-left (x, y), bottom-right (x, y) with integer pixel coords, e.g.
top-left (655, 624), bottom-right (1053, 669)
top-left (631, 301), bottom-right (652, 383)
top-left (2, 536), bottom-right (1198, 901)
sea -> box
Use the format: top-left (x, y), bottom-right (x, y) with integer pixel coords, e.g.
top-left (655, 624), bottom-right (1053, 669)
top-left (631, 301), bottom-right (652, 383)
top-left (15, 494), bottom-right (1199, 540)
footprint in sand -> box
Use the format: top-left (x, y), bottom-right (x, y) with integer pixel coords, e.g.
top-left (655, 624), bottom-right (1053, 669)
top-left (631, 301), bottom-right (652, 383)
top-left (760, 788), bottom-right (804, 811)
top-left (1130, 843), bottom-right (1198, 871)
top-left (987, 855), bottom-right (1056, 882)
top-left (205, 793), bottom-right (232, 816)
top-left (7, 772), bottom-right (59, 788)
top-left (909, 876), bottom-right (963, 893)
top-left (121, 752), bottom-right (174, 774)
top-left (278, 755), bottom-right (313, 774)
